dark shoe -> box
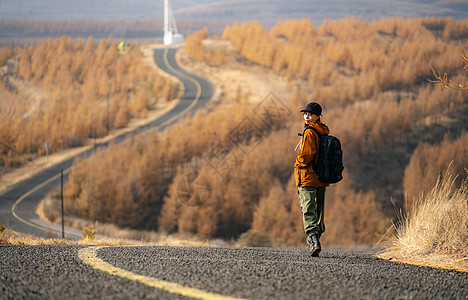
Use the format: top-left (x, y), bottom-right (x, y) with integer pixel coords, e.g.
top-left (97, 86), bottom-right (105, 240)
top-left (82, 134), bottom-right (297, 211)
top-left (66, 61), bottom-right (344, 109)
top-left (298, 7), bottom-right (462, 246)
top-left (307, 235), bottom-right (321, 257)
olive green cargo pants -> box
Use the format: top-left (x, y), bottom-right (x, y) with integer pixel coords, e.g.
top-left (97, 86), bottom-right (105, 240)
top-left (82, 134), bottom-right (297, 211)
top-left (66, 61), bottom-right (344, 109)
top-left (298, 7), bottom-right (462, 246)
top-left (298, 186), bottom-right (326, 237)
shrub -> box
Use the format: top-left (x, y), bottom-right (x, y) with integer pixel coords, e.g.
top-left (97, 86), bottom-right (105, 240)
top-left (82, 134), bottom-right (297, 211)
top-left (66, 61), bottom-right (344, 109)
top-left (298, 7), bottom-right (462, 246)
top-left (81, 225), bottom-right (97, 240)
top-left (380, 172), bottom-right (468, 269)
top-left (237, 230), bottom-right (273, 247)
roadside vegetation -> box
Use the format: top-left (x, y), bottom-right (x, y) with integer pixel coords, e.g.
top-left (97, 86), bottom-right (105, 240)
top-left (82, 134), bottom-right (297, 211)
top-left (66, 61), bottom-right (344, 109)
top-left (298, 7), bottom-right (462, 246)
top-left (2, 17), bottom-right (467, 263)
top-left (403, 133), bottom-right (468, 210)
top-left (378, 172), bottom-right (468, 271)
top-left (0, 37), bottom-right (178, 173)
top-left (378, 44), bottom-right (468, 271)
top-left (0, 228), bottom-right (211, 247)
top-left (0, 221), bottom-right (211, 247)
top-left (0, 226), bottom-right (117, 246)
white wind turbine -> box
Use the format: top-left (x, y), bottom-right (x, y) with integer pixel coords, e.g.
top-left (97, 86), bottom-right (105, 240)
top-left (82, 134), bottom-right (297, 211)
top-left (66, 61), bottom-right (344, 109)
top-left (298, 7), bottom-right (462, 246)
top-left (163, 0), bottom-right (184, 45)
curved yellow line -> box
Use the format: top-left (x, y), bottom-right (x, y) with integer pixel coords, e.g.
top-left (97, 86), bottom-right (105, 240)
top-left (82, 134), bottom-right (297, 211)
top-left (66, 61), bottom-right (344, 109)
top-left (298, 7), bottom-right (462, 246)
top-left (153, 47), bottom-right (203, 131)
top-left (12, 47), bottom-right (205, 236)
top-left (12, 167), bottom-right (73, 236)
top-left (78, 246), bottom-right (245, 300)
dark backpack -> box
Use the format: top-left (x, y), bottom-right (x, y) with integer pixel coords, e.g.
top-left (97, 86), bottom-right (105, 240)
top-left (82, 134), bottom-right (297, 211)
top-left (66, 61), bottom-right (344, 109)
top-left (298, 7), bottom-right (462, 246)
top-left (301, 126), bottom-right (344, 184)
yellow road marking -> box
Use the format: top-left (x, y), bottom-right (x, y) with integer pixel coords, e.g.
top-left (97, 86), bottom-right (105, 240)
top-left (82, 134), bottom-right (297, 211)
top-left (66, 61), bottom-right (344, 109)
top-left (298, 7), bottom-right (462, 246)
top-left (12, 167), bottom-right (73, 237)
top-left (152, 47), bottom-right (203, 131)
top-left (12, 48), bottom-right (205, 236)
top-left (78, 246), bottom-right (245, 300)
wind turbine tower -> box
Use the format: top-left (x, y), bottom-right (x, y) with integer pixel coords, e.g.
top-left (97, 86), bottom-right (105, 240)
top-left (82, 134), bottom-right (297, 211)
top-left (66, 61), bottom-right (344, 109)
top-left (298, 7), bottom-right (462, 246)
top-left (163, 0), bottom-right (184, 45)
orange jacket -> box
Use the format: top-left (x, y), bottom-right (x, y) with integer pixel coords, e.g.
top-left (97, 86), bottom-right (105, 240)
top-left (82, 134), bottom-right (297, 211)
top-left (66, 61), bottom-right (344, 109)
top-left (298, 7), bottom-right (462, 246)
top-left (294, 121), bottom-right (330, 187)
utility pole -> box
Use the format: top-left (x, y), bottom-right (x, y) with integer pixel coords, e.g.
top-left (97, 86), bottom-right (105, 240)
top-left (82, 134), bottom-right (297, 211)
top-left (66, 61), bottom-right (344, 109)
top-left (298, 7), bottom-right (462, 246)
top-left (61, 168), bottom-right (64, 239)
top-left (94, 128), bottom-right (97, 152)
top-left (106, 96), bottom-right (109, 135)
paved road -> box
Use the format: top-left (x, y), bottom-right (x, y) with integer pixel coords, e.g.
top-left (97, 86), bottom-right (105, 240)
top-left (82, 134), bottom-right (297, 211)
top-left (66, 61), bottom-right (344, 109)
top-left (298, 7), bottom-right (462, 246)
top-left (0, 47), bottom-right (213, 238)
top-left (0, 245), bottom-right (466, 299)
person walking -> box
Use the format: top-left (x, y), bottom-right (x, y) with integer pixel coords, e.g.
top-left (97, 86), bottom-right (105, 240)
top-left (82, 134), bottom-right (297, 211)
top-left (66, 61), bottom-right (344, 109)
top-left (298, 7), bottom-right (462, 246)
top-left (294, 102), bottom-right (330, 257)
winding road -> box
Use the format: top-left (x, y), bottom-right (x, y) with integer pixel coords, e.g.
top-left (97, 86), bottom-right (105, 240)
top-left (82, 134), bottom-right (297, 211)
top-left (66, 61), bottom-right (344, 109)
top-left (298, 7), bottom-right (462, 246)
top-left (0, 47), bottom-right (213, 238)
top-left (0, 47), bottom-right (467, 300)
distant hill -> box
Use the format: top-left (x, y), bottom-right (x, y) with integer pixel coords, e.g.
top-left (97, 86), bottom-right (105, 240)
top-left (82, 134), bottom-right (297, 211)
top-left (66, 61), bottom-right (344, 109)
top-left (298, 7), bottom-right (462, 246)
top-left (0, 0), bottom-right (467, 27)
top-left (175, 0), bottom-right (468, 26)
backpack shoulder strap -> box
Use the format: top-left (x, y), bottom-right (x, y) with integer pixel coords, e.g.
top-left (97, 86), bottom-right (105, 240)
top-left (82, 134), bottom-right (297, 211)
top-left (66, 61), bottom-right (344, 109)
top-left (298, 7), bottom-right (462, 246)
top-left (302, 126), bottom-right (322, 170)
top-left (303, 126), bottom-right (323, 139)
top-left (304, 126), bottom-right (323, 160)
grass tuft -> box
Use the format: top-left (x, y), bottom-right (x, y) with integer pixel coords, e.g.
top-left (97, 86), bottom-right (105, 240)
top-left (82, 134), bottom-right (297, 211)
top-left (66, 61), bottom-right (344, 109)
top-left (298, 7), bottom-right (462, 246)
top-left (378, 172), bottom-right (468, 271)
top-left (0, 224), bottom-right (214, 247)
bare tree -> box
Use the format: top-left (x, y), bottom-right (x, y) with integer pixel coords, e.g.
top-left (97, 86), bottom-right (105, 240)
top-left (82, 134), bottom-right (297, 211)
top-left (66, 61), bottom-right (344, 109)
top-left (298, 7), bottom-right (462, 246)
top-left (430, 47), bottom-right (468, 92)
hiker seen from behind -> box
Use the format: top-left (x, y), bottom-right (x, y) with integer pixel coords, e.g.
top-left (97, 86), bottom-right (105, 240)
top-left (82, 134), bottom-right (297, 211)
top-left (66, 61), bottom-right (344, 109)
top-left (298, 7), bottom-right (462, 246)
top-left (294, 101), bottom-right (339, 257)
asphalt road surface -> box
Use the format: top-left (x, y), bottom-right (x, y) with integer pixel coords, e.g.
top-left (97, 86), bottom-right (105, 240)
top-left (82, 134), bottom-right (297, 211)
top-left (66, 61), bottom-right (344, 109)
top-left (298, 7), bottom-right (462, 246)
top-left (0, 47), bottom-right (213, 239)
top-left (1, 245), bottom-right (467, 299)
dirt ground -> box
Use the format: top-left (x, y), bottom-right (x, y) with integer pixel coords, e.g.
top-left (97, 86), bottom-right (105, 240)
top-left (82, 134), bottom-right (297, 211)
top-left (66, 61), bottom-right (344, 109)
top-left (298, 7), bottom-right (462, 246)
top-left (176, 39), bottom-right (292, 107)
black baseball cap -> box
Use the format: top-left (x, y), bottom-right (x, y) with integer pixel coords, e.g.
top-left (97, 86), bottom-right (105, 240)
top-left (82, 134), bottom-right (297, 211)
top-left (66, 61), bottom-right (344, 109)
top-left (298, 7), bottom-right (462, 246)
top-left (300, 102), bottom-right (322, 115)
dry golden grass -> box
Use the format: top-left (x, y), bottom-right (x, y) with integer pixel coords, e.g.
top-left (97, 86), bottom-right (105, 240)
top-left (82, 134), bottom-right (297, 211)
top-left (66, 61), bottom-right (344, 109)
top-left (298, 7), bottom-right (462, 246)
top-left (0, 226), bottom-right (213, 247)
top-left (378, 173), bottom-right (468, 272)
top-left (0, 228), bottom-right (134, 246)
